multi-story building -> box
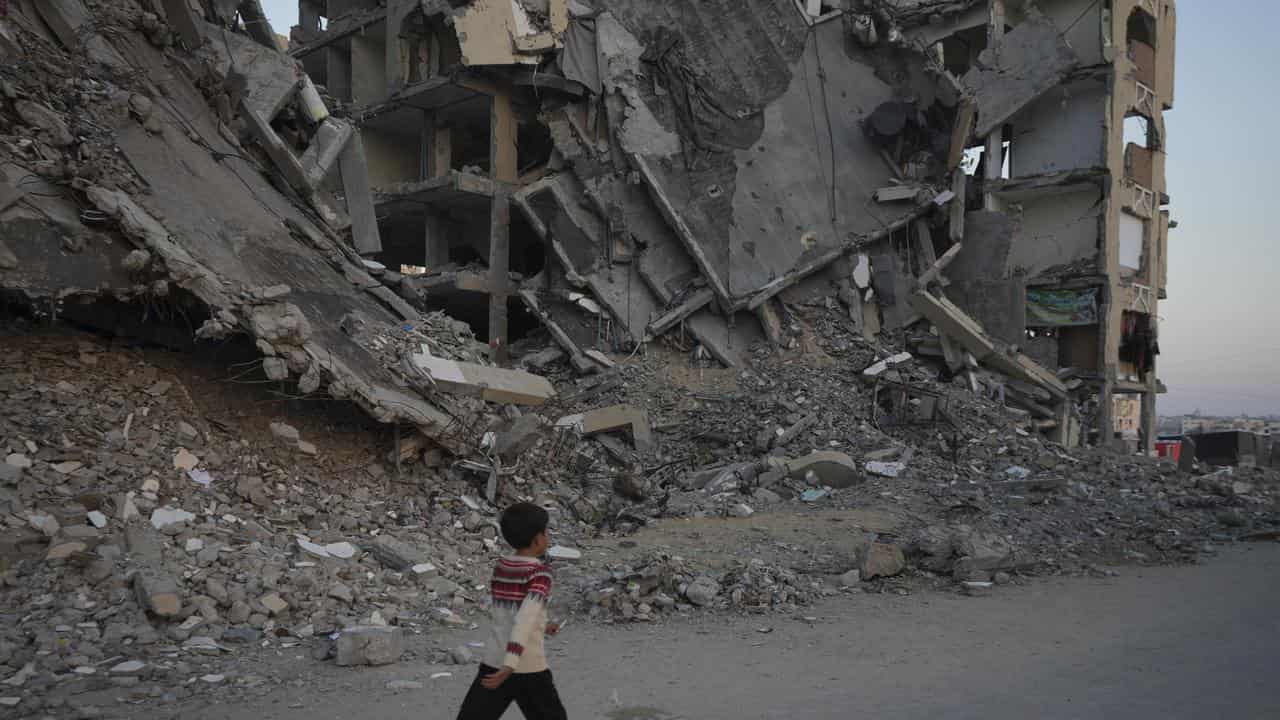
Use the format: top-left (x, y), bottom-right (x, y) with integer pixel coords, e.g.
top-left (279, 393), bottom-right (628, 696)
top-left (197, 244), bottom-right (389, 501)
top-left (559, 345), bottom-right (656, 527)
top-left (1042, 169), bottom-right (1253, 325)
top-left (909, 0), bottom-right (1176, 451)
top-left (286, 0), bottom-right (1176, 451)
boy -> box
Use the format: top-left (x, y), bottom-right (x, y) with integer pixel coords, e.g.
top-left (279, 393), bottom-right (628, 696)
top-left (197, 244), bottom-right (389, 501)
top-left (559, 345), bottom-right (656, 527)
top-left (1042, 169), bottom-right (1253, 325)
top-left (456, 502), bottom-right (567, 720)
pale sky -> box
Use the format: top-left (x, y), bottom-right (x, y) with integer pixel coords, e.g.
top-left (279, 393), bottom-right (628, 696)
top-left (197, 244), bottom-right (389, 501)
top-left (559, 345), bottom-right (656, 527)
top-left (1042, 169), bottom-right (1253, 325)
top-left (258, 2), bottom-right (1279, 418)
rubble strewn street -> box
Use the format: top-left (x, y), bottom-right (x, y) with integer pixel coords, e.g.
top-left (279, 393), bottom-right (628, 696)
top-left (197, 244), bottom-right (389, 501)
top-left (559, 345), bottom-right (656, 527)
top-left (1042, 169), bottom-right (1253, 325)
top-left (0, 0), bottom-right (1274, 717)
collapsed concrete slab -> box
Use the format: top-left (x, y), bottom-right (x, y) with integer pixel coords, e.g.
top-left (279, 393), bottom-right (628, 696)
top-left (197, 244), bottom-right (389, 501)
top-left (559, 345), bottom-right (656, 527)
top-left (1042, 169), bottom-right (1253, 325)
top-left (962, 7), bottom-right (1082, 138)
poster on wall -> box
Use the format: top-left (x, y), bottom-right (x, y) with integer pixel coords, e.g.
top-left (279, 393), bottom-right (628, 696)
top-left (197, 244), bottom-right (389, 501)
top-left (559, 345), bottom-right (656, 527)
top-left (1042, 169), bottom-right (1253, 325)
top-left (1026, 288), bottom-right (1099, 327)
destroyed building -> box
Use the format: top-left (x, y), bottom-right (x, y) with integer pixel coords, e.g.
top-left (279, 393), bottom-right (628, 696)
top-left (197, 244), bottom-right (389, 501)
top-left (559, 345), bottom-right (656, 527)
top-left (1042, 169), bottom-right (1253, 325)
top-left (278, 0), bottom-right (1176, 451)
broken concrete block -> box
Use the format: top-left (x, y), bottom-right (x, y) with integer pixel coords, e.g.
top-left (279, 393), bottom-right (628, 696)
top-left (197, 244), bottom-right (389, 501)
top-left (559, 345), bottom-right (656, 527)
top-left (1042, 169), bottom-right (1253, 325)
top-left (149, 507), bottom-right (195, 531)
top-left (338, 134), bottom-right (383, 255)
top-left (14, 100), bottom-right (74, 147)
top-left (269, 422), bottom-right (300, 444)
top-left (262, 357), bottom-right (289, 381)
top-left (963, 8), bottom-right (1081, 138)
top-left (364, 536), bottom-right (429, 572)
top-left (259, 593), bottom-right (289, 616)
top-left (46, 541), bottom-right (88, 561)
top-left (858, 543), bottom-right (906, 580)
top-left (160, 0), bottom-right (204, 48)
top-left (785, 451), bottom-right (860, 489)
top-left (547, 546), bottom-right (582, 563)
top-left (493, 414), bottom-right (547, 461)
top-left (28, 512), bottom-right (61, 537)
top-left (411, 352), bottom-right (555, 406)
top-left (863, 352), bottom-right (913, 377)
top-left (336, 626), bottom-right (403, 667)
top-left (865, 461), bottom-right (907, 478)
top-left (133, 569), bottom-right (182, 618)
top-left (873, 185), bottom-right (921, 203)
top-left (300, 118), bottom-right (354, 188)
top-left (557, 404), bottom-right (653, 451)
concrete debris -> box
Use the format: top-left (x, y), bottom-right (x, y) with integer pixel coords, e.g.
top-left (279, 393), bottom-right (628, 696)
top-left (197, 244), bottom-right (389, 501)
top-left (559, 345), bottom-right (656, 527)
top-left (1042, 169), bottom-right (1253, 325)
top-left (0, 0), bottom-right (1243, 707)
top-left (785, 452), bottom-right (861, 489)
top-left (859, 543), bottom-right (906, 580)
top-left (336, 627), bottom-right (403, 667)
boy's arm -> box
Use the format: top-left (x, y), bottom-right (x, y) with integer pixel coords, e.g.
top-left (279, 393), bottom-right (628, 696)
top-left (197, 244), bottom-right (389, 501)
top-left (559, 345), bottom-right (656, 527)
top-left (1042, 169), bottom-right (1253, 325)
top-left (501, 567), bottom-right (552, 669)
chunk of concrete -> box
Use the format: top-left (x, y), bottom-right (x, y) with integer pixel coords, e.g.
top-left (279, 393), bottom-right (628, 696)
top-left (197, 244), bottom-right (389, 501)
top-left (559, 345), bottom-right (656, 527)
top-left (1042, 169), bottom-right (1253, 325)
top-left (336, 626), bottom-right (403, 667)
top-left (785, 451), bottom-right (860, 489)
top-left (557, 404), bottom-right (653, 451)
top-left (364, 536), bottom-right (429, 572)
top-left (411, 352), bottom-right (555, 406)
top-left (300, 118), bottom-right (354, 188)
top-left (858, 543), bottom-right (906, 580)
top-left (339, 134), bottom-right (383, 255)
top-left (962, 7), bottom-right (1081, 138)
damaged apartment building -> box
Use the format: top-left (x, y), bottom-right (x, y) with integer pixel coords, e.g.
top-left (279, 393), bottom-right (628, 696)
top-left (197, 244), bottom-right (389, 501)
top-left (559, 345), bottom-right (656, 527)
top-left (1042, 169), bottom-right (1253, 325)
top-left (286, 0), bottom-right (1176, 449)
top-left (0, 0), bottom-right (1175, 456)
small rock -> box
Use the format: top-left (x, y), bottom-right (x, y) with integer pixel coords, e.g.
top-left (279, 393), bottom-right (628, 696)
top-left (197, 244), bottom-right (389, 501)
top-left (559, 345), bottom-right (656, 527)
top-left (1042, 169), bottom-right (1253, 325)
top-left (87, 511), bottom-right (108, 529)
top-left (297, 440), bottom-right (318, 456)
top-left (52, 460), bottom-right (83, 474)
top-left (838, 570), bottom-right (861, 586)
top-left (728, 503), bottom-right (755, 518)
top-left (184, 538), bottom-right (205, 553)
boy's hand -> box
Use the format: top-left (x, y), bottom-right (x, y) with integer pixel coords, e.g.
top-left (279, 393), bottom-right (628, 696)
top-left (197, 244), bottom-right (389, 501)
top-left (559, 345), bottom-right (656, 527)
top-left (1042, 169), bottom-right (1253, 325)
top-left (545, 622), bottom-right (561, 636)
top-left (481, 666), bottom-right (514, 690)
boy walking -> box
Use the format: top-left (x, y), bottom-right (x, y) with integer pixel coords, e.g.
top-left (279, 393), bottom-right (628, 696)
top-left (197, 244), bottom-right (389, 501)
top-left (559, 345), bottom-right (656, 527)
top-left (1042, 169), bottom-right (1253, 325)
top-left (456, 502), bottom-right (568, 720)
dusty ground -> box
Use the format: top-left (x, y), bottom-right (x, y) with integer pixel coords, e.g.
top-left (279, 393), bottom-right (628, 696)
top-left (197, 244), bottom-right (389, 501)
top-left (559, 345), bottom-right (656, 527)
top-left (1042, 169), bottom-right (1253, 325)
top-left (111, 543), bottom-right (1280, 720)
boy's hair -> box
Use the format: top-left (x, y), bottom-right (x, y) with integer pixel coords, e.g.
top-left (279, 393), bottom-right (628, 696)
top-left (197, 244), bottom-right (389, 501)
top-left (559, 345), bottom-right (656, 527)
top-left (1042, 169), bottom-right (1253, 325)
top-left (499, 502), bottom-right (549, 550)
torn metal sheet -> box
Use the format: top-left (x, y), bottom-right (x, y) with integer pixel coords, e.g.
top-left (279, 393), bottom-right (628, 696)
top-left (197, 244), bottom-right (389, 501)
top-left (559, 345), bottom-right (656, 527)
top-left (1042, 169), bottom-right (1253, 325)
top-left (962, 7), bottom-right (1081, 139)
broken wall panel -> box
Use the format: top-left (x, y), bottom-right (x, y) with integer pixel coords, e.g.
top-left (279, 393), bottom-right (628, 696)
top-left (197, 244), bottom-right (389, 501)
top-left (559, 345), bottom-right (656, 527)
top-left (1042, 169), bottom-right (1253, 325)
top-left (1009, 79), bottom-right (1107, 178)
top-left (514, 173), bottom-right (661, 342)
top-left (97, 30), bottom-right (464, 447)
top-left (627, 17), bottom-right (944, 307)
top-left (962, 7), bottom-right (1081, 139)
top-left (1008, 187), bottom-right (1104, 279)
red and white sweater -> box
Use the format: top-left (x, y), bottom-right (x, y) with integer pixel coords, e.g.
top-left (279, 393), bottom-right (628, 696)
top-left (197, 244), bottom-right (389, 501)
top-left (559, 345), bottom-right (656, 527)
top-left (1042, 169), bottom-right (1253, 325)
top-left (483, 555), bottom-right (553, 673)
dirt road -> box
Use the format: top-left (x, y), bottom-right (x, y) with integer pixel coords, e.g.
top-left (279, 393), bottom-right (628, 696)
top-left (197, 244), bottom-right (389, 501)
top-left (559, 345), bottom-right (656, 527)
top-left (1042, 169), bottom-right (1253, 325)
top-left (144, 544), bottom-right (1280, 720)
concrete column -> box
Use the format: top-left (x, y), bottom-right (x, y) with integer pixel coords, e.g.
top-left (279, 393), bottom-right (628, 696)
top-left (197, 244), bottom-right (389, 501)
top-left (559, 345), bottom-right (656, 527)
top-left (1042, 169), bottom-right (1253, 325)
top-left (327, 45), bottom-right (352, 103)
top-left (425, 112), bottom-right (451, 179)
top-left (488, 188), bottom-right (511, 365)
top-left (423, 111), bottom-right (452, 270)
top-left (1140, 386), bottom-right (1157, 455)
top-left (487, 92), bottom-right (517, 365)
top-left (983, 0), bottom-right (1005, 212)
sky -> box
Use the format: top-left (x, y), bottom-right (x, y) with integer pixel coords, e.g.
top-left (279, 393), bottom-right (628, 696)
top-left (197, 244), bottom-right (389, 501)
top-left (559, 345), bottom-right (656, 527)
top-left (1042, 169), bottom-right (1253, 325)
top-left (257, 2), bottom-right (1279, 418)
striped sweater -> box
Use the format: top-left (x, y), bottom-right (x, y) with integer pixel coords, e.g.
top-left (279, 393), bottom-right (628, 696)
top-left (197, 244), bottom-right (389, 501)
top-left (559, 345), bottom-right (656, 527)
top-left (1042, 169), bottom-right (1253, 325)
top-left (483, 555), bottom-right (553, 673)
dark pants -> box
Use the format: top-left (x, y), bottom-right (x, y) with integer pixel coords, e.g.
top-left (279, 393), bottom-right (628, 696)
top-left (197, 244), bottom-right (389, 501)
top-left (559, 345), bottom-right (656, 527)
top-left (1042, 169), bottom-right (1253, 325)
top-left (456, 665), bottom-right (568, 720)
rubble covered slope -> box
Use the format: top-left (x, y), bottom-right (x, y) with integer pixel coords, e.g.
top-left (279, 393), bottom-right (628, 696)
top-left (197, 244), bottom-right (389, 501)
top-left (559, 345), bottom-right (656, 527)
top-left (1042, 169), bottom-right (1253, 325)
top-left (0, 0), bottom-right (1272, 717)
